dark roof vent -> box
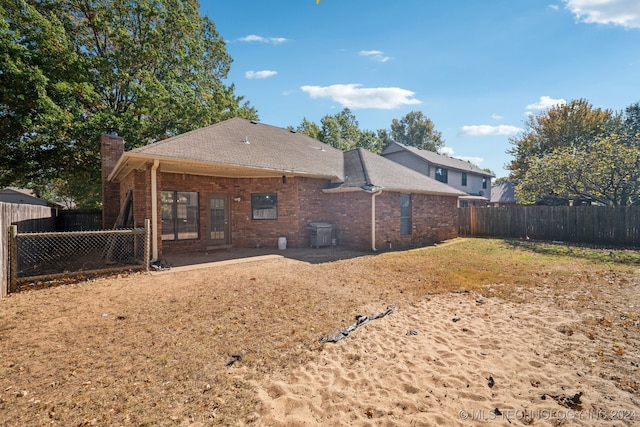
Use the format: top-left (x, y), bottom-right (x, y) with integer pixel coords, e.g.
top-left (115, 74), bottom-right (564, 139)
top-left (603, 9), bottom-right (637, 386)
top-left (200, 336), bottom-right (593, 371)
top-left (250, 120), bottom-right (259, 124)
top-left (290, 129), bottom-right (297, 133)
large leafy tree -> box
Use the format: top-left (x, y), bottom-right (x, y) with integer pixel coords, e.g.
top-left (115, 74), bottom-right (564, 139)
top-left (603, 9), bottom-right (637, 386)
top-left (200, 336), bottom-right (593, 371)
top-left (318, 108), bottom-right (362, 151)
top-left (1, 0), bottom-right (256, 207)
top-left (1, 1), bottom-right (95, 202)
top-left (390, 111), bottom-right (443, 151)
top-left (516, 135), bottom-right (640, 206)
top-left (296, 109), bottom-right (442, 155)
top-left (506, 99), bottom-right (618, 182)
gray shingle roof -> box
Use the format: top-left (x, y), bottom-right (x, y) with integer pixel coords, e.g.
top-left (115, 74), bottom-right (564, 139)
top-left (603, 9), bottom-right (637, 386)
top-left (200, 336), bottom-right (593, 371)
top-left (490, 181), bottom-right (516, 203)
top-left (128, 118), bottom-right (345, 179)
top-left (328, 148), bottom-right (466, 196)
top-left (112, 118), bottom-right (465, 196)
top-left (382, 142), bottom-right (494, 176)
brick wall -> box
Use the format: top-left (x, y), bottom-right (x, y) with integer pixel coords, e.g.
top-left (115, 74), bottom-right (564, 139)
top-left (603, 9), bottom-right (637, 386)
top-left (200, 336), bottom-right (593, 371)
top-left (156, 173), bottom-right (327, 255)
top-left (100, 135), bottom-right (124, 228)
top-left (322, 191), bottom-right (459, 251)
top-left (118, 167), bottom-right (459, 255)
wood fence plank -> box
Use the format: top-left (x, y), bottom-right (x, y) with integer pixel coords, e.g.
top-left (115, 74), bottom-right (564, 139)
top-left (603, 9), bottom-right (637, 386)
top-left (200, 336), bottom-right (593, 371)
top-left (458, 205), bottom-right (640, 247)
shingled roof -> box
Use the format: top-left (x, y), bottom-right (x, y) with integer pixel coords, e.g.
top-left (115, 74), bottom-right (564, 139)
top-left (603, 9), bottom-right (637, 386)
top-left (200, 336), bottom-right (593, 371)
top-left (109, 118), bottom-right (345, 181)
top-left (108, 118), bottom-right (465, 197)
top-left (325, 148), bottom-right (466, 196)
top-left (382, 142), bottom-right (494, 177)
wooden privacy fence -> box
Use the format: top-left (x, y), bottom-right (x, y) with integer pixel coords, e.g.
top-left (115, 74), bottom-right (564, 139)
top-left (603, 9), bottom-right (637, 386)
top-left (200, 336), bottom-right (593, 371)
top-left (459, 205), bottom-right (640, 247)
top-left (1, 202), bottom-right (55, 297)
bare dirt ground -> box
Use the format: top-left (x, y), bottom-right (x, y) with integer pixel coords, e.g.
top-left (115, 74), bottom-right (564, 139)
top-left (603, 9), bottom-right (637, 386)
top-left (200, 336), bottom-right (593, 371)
top-left (0, 238), bottom-right (638, 426)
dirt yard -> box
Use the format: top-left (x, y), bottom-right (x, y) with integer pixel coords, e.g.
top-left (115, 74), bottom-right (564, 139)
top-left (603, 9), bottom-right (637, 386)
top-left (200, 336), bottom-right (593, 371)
top-left (0, 238), bottom-right (638, 426)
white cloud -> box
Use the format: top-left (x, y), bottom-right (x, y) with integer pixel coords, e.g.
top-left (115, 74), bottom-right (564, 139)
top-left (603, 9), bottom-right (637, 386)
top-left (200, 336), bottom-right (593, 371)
top-left (300, 84), bottom-right (421, 109)
top-left (492, 113), bottom-right (503, 120)
top-left (563, 0), bottom-right (640, 29)
top-left (526, 96), bottom-right (566, 110)
top-left (456, 156), bottom-right (485, 167)
top-left (437, 147), bottom-right (483, 167)
top-left (237, 35), bottom-right (290, 44)
top-left (359, 50), bottom-right (391, 62)
top-left (438, 146), bottom-right (455, 156)
top-left (245, 70), bottom-right (278, 79)
top-left (459, 125), bottom-right (522, 136)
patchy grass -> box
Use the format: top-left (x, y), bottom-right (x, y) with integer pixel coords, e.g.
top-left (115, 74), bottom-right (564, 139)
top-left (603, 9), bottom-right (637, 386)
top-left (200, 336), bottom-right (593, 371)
top-left (0, 238), bottom-right (637, 425)
top-left (506, 239), bottom-right (640, 266)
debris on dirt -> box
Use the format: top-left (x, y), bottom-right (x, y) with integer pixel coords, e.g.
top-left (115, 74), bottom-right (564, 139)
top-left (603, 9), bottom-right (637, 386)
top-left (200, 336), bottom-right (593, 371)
top-left (541, 392), bottom-right (583, 410)
top-left (225, 355), bottom-right (242, 367)
top-left (452, 316), bottom-right (461, 322)
top-left (407, 330), bottom-right (418, 336)
top-left (150, 259), bottom-right (171, 271)
top-left (320, 305), bottom-right (395, 343)
top-left (487, 376), bottom-right (495, 388)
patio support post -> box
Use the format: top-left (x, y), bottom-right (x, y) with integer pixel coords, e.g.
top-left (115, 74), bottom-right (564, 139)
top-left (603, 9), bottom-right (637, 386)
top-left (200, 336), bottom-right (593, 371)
top-left (151, 160), bottom-right (159, 261)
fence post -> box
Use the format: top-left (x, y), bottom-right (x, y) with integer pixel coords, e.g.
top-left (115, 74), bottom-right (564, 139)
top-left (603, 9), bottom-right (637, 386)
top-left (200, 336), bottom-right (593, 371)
top-left (144, 219), bottom-right (150, 272)
top-left (9, 225), bottom-right (17, 294)
top-left (470, 205), bottom-right (476, 236)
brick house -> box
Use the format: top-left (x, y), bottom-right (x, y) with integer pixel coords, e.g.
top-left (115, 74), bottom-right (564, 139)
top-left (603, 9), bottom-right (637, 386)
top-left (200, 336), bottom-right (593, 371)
top-left (381, 142), bottom-right (495, 207)
top-left (102, 118), bottom-right (465, 259)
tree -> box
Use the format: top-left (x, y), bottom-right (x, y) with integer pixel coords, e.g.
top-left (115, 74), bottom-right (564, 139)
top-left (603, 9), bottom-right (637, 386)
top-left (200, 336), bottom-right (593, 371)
top-left (507, 99), bottom-right (617, 182)
top-left (515, 135), bottom-right (640, 206)
top-left (1, 0), bottom-right (256, 207)
top-left (389, 111), bottom-right (443, 151)
top-left (623, 101), bottom-right (640, 146)
top-left (318, 108), bottom-right (362, 151)
top-left (1, 0), bottom-right (96, 201)
top-left (295, 117), bottom-right (321, 140)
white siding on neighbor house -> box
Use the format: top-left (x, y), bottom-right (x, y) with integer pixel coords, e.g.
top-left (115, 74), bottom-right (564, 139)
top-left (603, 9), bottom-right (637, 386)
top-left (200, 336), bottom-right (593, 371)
top-left (422, 164), bottom-right (491, 201)
top-left (381, 144), bottom-right (492, 200)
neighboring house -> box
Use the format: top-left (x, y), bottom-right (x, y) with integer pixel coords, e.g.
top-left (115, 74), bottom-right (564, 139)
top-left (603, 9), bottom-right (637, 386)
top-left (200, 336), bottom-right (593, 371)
top-left (102, 118), bottom-right (466, 258)
top-left (489, 181), bottom-right (517, 206)
top-left (381, 142), bottom-right (495, 207)
top-left (0, 187), bottom-right (51, 207)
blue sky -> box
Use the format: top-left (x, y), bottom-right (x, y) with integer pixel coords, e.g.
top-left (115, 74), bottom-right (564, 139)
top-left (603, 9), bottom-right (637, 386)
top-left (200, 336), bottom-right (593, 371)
top-left (201, 0), bottom-right (640, 178)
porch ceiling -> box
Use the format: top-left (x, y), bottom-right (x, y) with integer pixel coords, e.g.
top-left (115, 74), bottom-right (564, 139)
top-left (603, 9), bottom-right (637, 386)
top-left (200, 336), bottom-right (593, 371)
top-left (109, 153), bottom-right (336, 181)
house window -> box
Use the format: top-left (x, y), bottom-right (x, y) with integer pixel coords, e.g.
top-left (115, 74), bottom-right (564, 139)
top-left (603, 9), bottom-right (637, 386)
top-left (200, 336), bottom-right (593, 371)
top-left (460, 200), bottom-right (469, 208)
top-left (482, 177), bottom-right (488, 189)
top-left (461, 172), bottom-right (467, 186)
top-left (161, 191), bottom-right (199, 241)
top-left (435, 167), bottom-right (448, 183)
top-left (400, 194), bottom-right (411, 235)
top-left (252, 193), bottom-right (278, 220)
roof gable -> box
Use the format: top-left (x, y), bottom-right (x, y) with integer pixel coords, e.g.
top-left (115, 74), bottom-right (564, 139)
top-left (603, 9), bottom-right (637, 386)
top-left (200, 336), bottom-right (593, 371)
top-left (330, 149), bottom-right (466, 196)
top-left (382, 142), bottom-right (494, 177)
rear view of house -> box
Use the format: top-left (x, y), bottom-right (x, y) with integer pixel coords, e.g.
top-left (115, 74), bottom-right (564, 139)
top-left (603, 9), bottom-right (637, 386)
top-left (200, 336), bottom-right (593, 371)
top-left (102, 118), bottom-right (465, 259)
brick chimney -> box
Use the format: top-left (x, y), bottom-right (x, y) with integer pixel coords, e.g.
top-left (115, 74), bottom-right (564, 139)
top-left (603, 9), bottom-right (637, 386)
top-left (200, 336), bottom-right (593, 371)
top-left (101, 134), bottom-right (125, 228)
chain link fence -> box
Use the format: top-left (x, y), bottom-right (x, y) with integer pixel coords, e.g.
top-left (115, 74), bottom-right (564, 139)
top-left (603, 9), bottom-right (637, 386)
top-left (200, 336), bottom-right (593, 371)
top-left (9, 223), bottom-right (150, 291)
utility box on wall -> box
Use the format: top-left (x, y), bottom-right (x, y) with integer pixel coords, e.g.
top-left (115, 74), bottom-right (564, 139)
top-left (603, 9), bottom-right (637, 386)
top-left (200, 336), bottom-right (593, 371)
top-left (309, 222), bottom-right (333, 248)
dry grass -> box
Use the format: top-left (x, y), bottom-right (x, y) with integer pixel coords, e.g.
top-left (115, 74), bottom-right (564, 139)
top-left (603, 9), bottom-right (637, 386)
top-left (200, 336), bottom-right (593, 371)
top-left (0, 238), bottom-right (638, 425)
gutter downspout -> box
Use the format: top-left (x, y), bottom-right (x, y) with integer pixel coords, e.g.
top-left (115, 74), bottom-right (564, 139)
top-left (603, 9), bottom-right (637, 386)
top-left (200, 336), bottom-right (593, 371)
top-left (371, 190), bottom-right (382, 251)
top-left (151, 160), bottom-right (159, 261)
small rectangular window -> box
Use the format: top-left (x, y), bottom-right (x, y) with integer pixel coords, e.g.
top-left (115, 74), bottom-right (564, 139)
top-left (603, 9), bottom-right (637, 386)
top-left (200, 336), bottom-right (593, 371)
top-left (400, 194), bottom-right (411, 235)
top-left (435, 167), bottom-right (448, 183)
top-left (462, 172), bottom-right (467, 186)
top-left (252, 193), bottom-right (278, 220)
top-left (482, 177), bottom-right (487, 189)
